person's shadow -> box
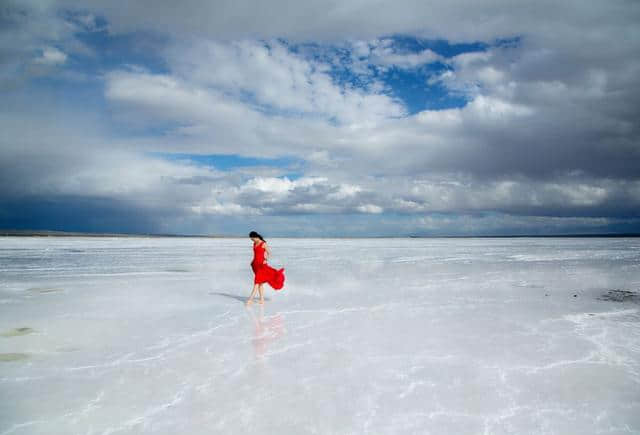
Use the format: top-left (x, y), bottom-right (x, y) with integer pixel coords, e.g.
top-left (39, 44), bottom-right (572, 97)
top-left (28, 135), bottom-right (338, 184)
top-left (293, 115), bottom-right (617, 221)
top-left (209, 291), bottom-right (271, 303)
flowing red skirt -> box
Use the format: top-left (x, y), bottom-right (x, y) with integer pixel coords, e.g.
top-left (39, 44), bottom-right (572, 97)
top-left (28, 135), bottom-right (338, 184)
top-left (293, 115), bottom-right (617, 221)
top-left (251, 261), bottom-right (285, 290)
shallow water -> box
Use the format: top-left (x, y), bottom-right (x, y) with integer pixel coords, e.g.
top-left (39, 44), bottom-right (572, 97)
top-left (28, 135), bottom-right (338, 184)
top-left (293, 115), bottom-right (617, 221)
top-left (0, 236), bottom-right (639, 434)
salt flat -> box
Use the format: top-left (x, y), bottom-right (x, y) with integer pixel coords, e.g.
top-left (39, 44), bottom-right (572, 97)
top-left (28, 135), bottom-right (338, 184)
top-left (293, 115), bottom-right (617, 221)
top-left (0, 237), bottom-right (639, 434)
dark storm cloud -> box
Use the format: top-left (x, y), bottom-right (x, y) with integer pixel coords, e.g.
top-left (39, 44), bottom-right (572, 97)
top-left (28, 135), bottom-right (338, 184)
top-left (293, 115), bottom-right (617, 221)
top-left (51, 0), bottom-right (640, 44)
top-left (0, 195), bottom-right (167, 234)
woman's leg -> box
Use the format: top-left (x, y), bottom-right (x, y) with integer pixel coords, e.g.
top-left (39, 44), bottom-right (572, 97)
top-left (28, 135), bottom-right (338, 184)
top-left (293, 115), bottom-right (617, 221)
top-left (258, 283), bottom-right (265, 304)
top-left (246, 283), bottom-right (259, 305)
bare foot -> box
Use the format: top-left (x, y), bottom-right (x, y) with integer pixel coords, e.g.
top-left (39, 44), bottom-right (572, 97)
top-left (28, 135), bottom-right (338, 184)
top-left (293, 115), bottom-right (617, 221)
top-left (246, 298), bottom-right (253, 306)
top-left (259, 299), bottom-right (265, 305)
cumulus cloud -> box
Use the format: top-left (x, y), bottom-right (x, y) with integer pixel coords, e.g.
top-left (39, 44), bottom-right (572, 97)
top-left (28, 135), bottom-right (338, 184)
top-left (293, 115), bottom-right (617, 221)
top-left (367, 38), bottom-right (442, 69)
top-left (33, 46), bottom-right (67, 65)
top-left (162, 38), bottom-right (407, 123)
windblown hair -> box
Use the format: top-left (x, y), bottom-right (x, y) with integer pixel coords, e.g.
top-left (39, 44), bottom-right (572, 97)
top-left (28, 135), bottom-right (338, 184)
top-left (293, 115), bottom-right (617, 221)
top-left (249, 231), bottom-right (265, 242)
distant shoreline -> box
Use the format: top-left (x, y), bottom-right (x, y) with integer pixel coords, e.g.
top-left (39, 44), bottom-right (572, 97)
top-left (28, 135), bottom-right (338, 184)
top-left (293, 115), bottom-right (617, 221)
top-left (0, 230), bottom-right (231, 238)
top-left (1, 229), bottom-right (639, 238)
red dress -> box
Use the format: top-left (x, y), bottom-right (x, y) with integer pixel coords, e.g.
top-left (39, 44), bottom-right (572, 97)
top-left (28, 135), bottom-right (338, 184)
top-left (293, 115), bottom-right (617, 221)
top-left (251, 241), bottom-right (285, 290)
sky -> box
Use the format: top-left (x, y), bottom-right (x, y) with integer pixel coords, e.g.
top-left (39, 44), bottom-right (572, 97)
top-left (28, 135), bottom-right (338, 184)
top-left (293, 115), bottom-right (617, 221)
top-left (1, 0), bottom-right (639, 237)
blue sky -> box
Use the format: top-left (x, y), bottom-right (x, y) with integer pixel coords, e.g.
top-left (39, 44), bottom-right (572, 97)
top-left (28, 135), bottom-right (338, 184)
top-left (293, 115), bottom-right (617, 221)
top-left (1, 1), bottom-right (639, 236)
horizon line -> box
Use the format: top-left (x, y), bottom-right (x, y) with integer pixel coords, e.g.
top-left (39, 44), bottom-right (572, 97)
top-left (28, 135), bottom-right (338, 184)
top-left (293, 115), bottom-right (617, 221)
top-left (2, 229), bottom-right (640, 238)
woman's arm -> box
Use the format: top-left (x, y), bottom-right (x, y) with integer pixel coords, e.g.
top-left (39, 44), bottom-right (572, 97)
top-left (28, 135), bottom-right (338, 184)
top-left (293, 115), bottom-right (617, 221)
top-left (263, 243), bottom-right (271, 263)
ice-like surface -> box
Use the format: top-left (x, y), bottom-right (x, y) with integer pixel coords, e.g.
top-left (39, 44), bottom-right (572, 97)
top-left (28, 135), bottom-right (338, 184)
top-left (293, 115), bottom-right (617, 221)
top-left (1, 237), bottom-right (639, 434)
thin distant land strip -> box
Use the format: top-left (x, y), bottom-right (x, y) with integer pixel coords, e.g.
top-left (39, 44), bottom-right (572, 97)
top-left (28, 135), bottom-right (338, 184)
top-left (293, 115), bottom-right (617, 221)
top-left (0, 229), bottom-right (230, 238)
top-left (1, 229), bottom-right (639, 238)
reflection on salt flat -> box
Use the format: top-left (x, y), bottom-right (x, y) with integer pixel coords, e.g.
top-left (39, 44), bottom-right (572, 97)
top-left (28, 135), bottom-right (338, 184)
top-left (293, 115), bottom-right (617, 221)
top-left (248, 306), bottom-right (286, 360)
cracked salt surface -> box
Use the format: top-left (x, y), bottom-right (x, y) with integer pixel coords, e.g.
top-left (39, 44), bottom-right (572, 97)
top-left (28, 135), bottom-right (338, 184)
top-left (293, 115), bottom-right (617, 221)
top-left (0, 236), bottom-right (639, 434)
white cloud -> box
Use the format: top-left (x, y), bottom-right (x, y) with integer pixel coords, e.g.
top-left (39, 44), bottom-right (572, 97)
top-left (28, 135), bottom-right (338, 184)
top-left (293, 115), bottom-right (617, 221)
top-left (163, 38), bottom-right (407, 123)
top-left (327, 184), bottom-right (362, 200)
top-left (356, 204), bottom-right (384, 214)
top-left (96, 38), bottom-right (639, 222)
top-left (368, 38), bottom-right (442, 69)
top-left (242, 176), bottom-right (297, 195)
top-left (191, 202), bottom-right (261, 216)
top-left (33, 46), bottom-right (67, 65)
top-left (466, 95), bottom-right (534, 119)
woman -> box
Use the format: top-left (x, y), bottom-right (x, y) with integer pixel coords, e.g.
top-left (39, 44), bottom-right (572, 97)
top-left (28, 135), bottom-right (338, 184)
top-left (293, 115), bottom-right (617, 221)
top-left (247, 231), bottom-right (285, 305)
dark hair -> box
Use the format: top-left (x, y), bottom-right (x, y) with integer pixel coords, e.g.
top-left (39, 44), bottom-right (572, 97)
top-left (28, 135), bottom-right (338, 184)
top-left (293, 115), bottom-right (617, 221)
top-left (249, 231), bottom-right (265, 242)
